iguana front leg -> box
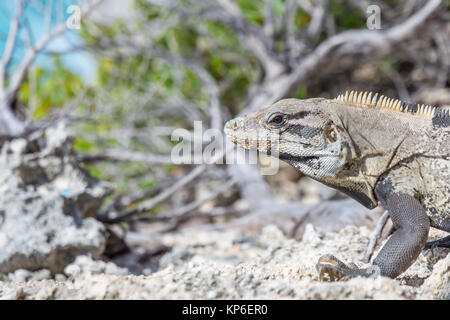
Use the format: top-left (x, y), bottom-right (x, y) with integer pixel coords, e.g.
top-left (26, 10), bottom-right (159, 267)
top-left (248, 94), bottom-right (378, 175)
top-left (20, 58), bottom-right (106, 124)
top-left (317, 193), bottom-right (430, 281)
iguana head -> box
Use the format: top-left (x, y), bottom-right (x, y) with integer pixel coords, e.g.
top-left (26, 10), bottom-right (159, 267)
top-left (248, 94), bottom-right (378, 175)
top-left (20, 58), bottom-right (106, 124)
top-left (224, 98), bottom-right (349, 179)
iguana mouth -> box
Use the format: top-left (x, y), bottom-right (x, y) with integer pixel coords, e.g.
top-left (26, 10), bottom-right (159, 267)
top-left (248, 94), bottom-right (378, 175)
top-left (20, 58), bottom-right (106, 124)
top-left (278, 153), bottom-right (319, 163)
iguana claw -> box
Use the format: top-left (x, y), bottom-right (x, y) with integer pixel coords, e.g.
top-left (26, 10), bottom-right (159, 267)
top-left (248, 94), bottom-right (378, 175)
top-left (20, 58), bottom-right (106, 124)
top-left (316, 254), bottom-right (378, 281)
top-left (316, 254), bottom-right (356, 281)
top-left (425, 235), bottom-right (450, 249)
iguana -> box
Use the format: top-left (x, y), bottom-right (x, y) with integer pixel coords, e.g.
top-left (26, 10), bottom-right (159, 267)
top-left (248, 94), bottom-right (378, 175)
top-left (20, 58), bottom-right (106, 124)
top-left (224, 91), bottom-right (450, 281)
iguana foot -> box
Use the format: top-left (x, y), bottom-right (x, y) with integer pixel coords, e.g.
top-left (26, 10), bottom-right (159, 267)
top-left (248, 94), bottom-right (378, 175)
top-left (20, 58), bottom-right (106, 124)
top-left (425, 235), bottom-right (450, 249)
top-left (316, 254), bottom-right (379, 281)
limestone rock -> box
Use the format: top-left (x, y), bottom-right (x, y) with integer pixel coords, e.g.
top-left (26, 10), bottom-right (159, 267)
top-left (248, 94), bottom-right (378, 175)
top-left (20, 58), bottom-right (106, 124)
top-left (0, 124), bottom-right (110, 274)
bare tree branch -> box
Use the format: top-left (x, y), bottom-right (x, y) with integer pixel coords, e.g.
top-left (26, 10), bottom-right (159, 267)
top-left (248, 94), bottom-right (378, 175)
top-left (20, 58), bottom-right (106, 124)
top-left (101, 171), bottom-right (237, 224)
top-left (147, 177), bottom-right (237, 219)
top-left (364, 210), bottom-right (389, 263)
top-left (103, 165), bottom-right (207, 223)
top-left (263, 0), bottom-right (276, 41)
top-left (0, 0), bottom-right (25, 89)
top-left (282, 0), bottom-right (300, 66)
top-left (305, 0), bottom-right (327, 41)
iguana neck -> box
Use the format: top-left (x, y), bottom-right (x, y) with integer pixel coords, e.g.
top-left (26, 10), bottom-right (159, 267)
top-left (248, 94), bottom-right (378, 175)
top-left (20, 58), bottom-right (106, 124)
top-left (315, 102), bottom-right (430, 208)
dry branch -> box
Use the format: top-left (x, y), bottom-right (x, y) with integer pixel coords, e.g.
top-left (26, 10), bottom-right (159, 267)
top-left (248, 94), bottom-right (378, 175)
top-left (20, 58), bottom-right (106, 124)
top-left (364, 210), bottom-right (390, 263)
top-left (101, 165), bottom-right (207, 223)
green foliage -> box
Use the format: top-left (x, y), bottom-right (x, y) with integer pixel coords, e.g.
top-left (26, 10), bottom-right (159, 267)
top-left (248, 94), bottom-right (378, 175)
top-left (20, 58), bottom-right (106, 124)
top-left (74, 136), bottom-right (97, 153)
top-left (138, 180), bottom-right (157, 190)
top-left (295, 86), bottom-right (308, 99)
top-left (235, 0), bottom-right (265, 25)
top-left (329, 0), bottom-right (366, 30)
top-left (295, 7), bottom-right (311, 29)
top-left (19, 56), bottom-right (84, 119)
top-left (272, 0), bottom-right (285, 17)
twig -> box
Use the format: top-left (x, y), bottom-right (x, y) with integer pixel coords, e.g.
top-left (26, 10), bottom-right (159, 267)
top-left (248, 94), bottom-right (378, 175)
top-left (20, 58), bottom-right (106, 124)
top-left (97, 180), bottom-right (173, 220)
top-left (156, 177), bottom-right (237, 218)
top-left (0, 0), bottom-right (25, 88)
top-left (305, 0), bottom-right (327, 41)
top-left (101, 165), bottom-right (207, 223)
top-left (140, 206), bottom-right (247, 234)
top-left (364, 210), bottom-right (389, 263)
top-left (282, 0), bottom-right (300, 66)
top-left (390, 70), bottom-right (411, 103)
top-left (263, 0), bottom-right (276, 41)
top-left (103, 177), bottom-right (237, 224)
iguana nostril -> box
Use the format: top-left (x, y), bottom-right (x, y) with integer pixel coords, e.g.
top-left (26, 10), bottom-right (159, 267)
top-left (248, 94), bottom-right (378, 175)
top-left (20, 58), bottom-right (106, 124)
top-left (224, 120), bottom-right (236, 131)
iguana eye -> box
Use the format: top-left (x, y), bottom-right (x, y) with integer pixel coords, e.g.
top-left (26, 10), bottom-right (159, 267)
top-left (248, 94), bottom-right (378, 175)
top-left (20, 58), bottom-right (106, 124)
top-left (267, 112), bottom-right (287, 128)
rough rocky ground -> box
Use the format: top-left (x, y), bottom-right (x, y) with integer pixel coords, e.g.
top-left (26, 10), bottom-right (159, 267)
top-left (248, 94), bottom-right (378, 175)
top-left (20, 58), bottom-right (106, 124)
top-left (0, 224), bottom-right (448, 299)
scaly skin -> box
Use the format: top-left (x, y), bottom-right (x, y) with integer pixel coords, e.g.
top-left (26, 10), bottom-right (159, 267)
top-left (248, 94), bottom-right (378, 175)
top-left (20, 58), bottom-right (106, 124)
top-left (224, 92), bottom-right (450, 280)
